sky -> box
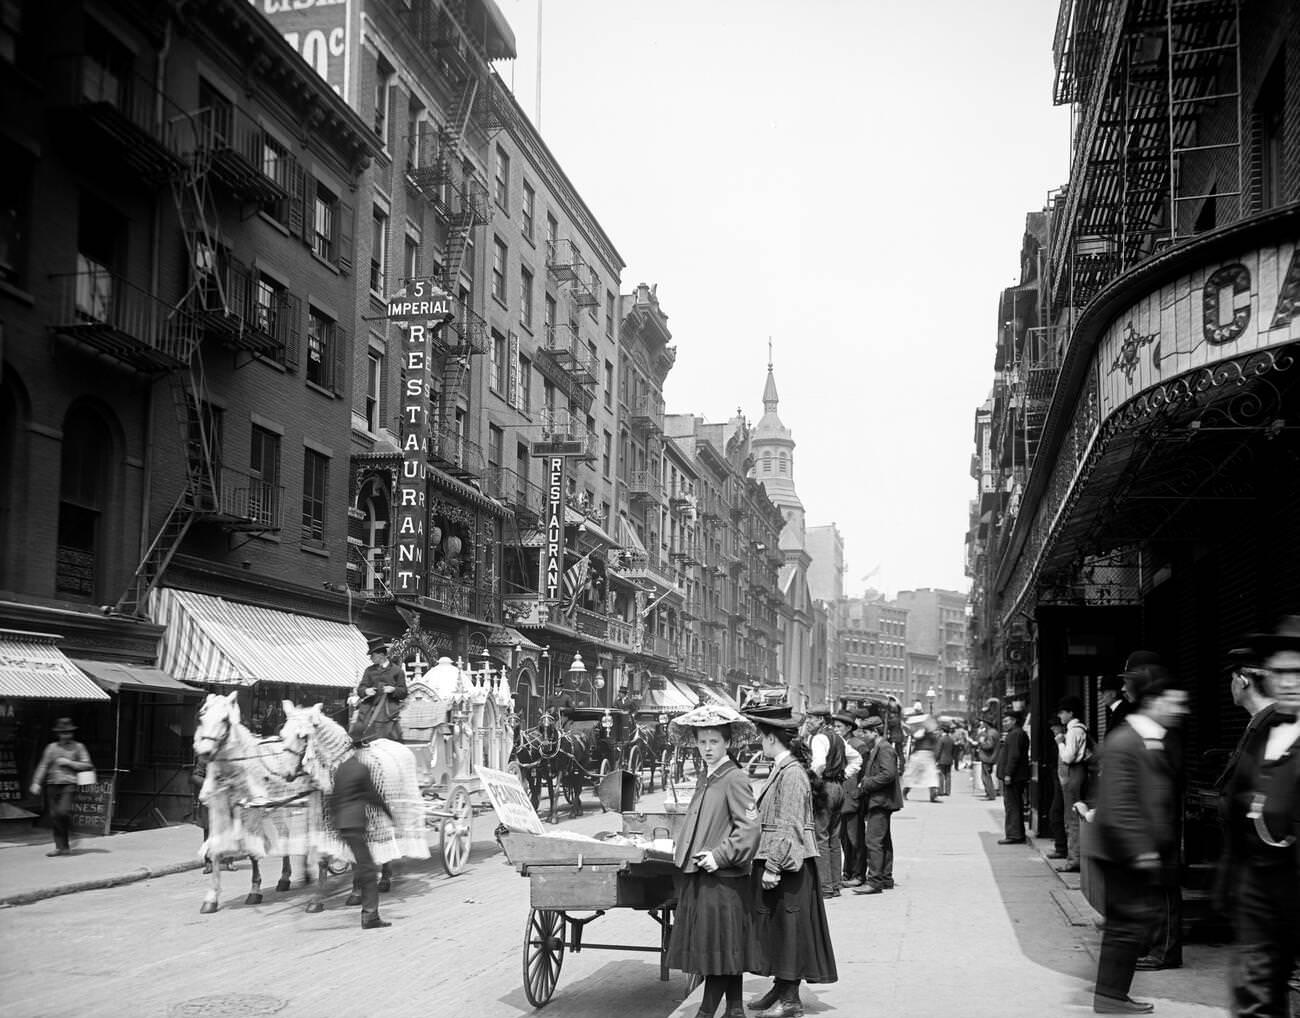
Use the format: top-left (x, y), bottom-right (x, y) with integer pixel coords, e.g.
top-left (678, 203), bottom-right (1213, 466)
top-left (496, 0), bottom-right (1071, 599)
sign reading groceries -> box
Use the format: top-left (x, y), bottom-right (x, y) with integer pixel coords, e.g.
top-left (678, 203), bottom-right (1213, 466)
top-left (478, 765), bottom-right (544, 835)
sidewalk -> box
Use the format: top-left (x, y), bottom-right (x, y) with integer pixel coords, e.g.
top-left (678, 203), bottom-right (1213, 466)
top-left (667, 771), bottom-right (1232, 1018)
top-left (0, 823), bottom-right (205, 907)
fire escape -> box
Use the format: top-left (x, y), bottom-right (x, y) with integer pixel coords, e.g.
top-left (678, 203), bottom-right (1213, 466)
top-left (402, 3), bottom-right (518, 482)
top-left (46, 53), bottom-right (289, 618)
top-left (1049, 0), bottom-right (1243, 317)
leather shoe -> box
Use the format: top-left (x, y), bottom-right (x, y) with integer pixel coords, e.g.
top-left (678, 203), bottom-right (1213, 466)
top-left (1057, 863), bottom-right (1081, 873)
top-left (46, 849), bottom-right (70, 857)
top-left (361, 915), bottom-right (392, 930)
top-left (345, 892), bottom-right (363, 906)
top-left (747, 984), bottom-right (781, 1011)
top-left (844, 876), bottom-right (864, 887)
top-left (1135, 956), bottom-right (1180, 970)
top-left (1093, 993), bottom-right (1153, 1013)
top-left (997, 838), bottom-right (1026, 845)
top-left (853, 884), bottom-right (883, 895)
top-left (1045, 850), bottom-right (1067, 859)
top-left (751, 1002), bottom-right (803, 1018)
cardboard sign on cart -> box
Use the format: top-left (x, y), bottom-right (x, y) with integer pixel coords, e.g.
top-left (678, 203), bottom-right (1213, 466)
top-left (478, 766), bottom-right (545, 836)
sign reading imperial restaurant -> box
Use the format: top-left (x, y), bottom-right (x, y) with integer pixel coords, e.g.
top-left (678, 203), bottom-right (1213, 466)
top-left (541, 455), bottom-right (566, 603)
top-left (387, 279), bottom-right (455, 597)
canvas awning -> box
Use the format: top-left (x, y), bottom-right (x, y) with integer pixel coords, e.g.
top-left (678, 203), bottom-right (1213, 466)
top-left (149, 588), bottom-right (366, 690)
top-left (616, 514), bottom-right (648, 555)
top-left (685, 682), bottom-right (739, 711)
top-left (0, 630), bottom-right (109, 701)
top-left (641, 675), bottom-right (696, 714)
top-left (73, 659), bottom-right (204, 697)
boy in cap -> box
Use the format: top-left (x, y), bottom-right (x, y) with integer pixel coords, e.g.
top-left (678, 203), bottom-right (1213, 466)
top-left (833, 712), bottom-right (867, 886)
top-left (804, 708), bottom-right (860, 898)
top-left (853, 717), bottom-right (902, 894)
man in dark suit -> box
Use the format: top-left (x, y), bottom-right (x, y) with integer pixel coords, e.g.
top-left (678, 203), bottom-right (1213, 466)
top-left (935, 723), bottom-right (955, 797)
top-left (1220, 617), bottom-right (1300, 1018)
top-left (853, 717), bottom-right (902, 895)
top-left (332, 723), bottom-right (395, 929)
top-left (1090, 666), bottom-right (1189, 1014)
top-left (352, 640), bottom-right (408, 741)
top-left (997, 710), bottom-right (1030, 844)
top-left (836, 712), bottom-right (869, 886)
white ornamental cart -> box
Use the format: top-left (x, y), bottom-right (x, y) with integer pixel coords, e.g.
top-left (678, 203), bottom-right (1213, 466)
top-left (399, 655), bottom-right (516, 875)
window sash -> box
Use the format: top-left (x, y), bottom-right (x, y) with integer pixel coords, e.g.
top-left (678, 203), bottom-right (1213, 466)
top-left (301, 451), bottom-right (328, 543)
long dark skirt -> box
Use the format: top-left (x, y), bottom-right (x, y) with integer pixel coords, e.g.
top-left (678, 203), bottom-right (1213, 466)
top-left (667, 870), bottom-right (756, 975)
top-left (749, 858), bottom-right (838, 983)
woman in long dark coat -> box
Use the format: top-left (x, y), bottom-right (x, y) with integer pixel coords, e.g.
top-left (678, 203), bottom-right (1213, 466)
top-left (744, 713), bottom-right (838, 1018)
top-left (666, 705), bottom-right (760, 1018)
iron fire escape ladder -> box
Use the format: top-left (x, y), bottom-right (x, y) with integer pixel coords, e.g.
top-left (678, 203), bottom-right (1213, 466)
top-left (1166, 0), bottom-right (1242, 241)
top-left (114, 488), bottom-right (196, 617)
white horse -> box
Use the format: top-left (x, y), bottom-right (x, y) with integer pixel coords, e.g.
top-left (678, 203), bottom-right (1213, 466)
top-left (192, 691), bottom-right (320, 914)
top-left (277, 701), bottom-right (430, 913)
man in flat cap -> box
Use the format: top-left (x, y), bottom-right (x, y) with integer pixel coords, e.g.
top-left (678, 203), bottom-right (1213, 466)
top-left (833, 712), bottom-right (868, 886)
top-left (853, 717), bottom-right (902, 895)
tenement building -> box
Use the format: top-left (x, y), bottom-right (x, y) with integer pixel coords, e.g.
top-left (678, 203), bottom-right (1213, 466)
top-left (0, 0), bottom-right (379, 828)
top-left (967, 0), bottom-right (1300, 911)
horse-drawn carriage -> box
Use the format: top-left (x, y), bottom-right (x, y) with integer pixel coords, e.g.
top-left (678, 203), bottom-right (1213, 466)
top-left (396, 654), bottom-right (517, 875)
top-left (189, 654), bottom-right (517, 913)
top-left (513, 706), bottom-right (658, 821)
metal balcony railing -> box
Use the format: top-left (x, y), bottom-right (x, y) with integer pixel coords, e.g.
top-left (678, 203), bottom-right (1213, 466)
top-left (52, 57), bottom-right (186, 181)
top-left (183, 98), bottom-right (286, 204)
top-left (424, 575), bottom-right (500, 622)
top-left (428, 426), bottom-right (483, 478)
top-left (629, 470), bottom-right (663, 502)
top-left (51, 270), bottom-right (198, 372)
top-left (539, 325), bottom-right (597, 385)
top-left (630, 394), bottom-right (664, 434)
top-left (198, 465), bottom-right (283, 531)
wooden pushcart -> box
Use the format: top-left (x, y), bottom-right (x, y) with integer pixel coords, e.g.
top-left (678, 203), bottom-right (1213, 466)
top-left (499, 808), bottom-right (692, 1009)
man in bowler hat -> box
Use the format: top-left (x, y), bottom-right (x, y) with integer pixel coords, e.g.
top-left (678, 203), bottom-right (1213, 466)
top-left (332, 722), bottom-right (394, 929)
top-left (351, 639), bottom-right (407, 741)
top-left (1219, 616), bottom-right (1300, 1017)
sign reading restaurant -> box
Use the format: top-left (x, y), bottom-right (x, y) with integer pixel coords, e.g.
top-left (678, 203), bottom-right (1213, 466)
top-left (540, 456), bottom-right (566, 602)
top-left (391, 279), bottom-right (455, 597)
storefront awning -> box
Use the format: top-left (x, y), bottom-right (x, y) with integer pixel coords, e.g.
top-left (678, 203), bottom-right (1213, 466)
top-left (0, 631), bottom-right (109, 701)
top-left (616, 514), bottom-right (648, 555)
top-left (685, 682), bottom-right (739, 711)
top-left (641, 675), bottom-right (696, 714)
top-left (72, 659), bottom-right (204, 697)
top-left (149, 588), bottom-right (367, 690)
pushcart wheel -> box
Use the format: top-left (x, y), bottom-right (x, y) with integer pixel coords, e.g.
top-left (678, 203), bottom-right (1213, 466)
top-left (440, 784), bottom-right (473, 876)
top-left (523, 908), bottom-right (565, 1008)
top-left (625, 746), bottom-right (642, 805)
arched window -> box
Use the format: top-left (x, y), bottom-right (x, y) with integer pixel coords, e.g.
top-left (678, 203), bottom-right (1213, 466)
top-left (778, 451), bottom-right (788, 475)
top-left (762, 451), bottom-right (771, 474)
top-left (357, 475), bottom-right (390, 593)
top-left (57, 404), bottom-right (112, 599)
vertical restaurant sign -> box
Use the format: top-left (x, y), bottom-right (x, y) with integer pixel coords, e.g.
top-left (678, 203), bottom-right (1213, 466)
top-left (252, 0), bottom-right (352, 103)
top-left (390, 280), bottom-right (454, 597)
top-left (541, 456), bottom-right (566, 601)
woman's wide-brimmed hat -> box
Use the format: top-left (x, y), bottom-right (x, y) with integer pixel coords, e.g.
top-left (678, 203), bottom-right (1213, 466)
top-left (52, 717), bottom-right (77, 733)
top-left (669, 704), bottom-right (754, 747)
top-left (1247, 615), bottom-right (1300, 657)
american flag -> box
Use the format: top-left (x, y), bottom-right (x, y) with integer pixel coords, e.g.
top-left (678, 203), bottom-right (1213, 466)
top-left (562, 555), bottom-right (591, 614)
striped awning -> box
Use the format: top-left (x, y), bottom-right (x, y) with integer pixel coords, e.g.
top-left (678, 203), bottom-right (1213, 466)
top-left (686, 682), bottom-right (739, 711)
top-left (641, 676), bottom-right (696, 714)
top-left (0, 631), bottom-right (110, 701)
top-left (149, 588), bottom-right (366, 690)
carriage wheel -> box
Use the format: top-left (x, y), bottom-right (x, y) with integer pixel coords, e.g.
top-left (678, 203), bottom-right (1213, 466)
top-left (523, 908), bottom-right (565, 1008)
top-left (440, 784), bottom-right (473, 877)
top-left (625, 746), bottom-right (642, 805)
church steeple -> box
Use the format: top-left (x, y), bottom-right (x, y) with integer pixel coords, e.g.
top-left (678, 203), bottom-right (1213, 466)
top-left (763, 339), bottom-right (779, 413)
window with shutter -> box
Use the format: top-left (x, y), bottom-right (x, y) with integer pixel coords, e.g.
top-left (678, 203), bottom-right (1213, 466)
top-left (508, 330), bottom-right (520, 408)
top-left (337, 200), bottom-right (354, 274)
top-left (288, 163), bottom-right (306, 238)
